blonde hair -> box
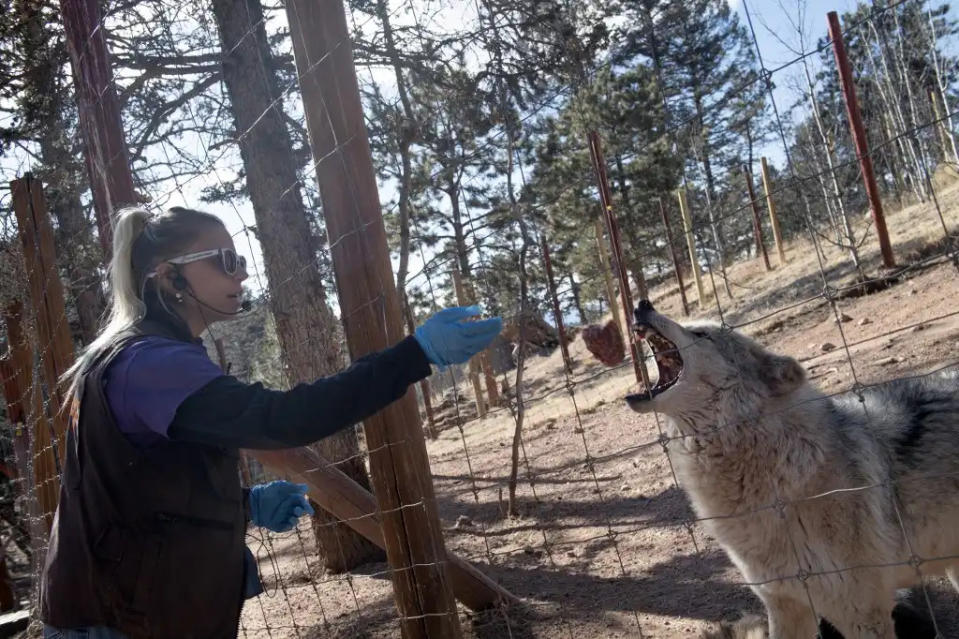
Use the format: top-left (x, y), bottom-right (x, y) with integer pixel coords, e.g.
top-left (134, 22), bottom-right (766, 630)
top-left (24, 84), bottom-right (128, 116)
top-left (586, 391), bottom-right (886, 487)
top-left (62, 206), bottom-right (223, 398)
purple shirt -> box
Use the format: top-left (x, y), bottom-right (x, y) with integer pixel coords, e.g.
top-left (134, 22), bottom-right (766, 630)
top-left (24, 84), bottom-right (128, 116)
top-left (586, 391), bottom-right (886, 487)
top-left (103, 336), bottom-right (224, 446)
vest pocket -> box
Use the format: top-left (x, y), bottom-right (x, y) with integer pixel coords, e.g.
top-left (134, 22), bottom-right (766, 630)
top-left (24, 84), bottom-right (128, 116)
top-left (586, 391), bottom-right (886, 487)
top-left (92, 525), bottom-right (162, 615)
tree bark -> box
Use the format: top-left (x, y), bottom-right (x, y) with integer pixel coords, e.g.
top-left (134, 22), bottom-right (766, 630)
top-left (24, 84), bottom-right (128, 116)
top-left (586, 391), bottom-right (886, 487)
top-left (613, 154), bottom-right (648, 299)
top-left (210, 0), bottom-right (381, 572)
top-left (802, 57), bottom-right (863, 274)
top-left (374, 0), bottom-right (417, 302)
top-left (864, 21), bottom-right (927, 201)
top-left (16, 0), bottom-right (105, 344)
top-left (567, 272), bottom-right (587, 325)
top-left (925, 7), bottom-right (959, 165)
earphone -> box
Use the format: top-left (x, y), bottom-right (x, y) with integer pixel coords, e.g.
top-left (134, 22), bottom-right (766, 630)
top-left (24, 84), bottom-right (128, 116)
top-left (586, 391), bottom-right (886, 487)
top-left (176, 272), bottom-right (251, 315)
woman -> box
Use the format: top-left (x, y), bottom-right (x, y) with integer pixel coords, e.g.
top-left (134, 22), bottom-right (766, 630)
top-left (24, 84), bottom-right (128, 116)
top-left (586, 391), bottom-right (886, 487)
top-left (40, 206), bottom-right (501, 639)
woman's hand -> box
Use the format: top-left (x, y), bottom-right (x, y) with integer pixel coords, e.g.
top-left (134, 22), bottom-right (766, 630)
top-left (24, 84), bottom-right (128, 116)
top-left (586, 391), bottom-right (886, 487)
top-left (414, 306), bottom-right (502, 369)
top-left (249, 481), bottom-right (315, 532)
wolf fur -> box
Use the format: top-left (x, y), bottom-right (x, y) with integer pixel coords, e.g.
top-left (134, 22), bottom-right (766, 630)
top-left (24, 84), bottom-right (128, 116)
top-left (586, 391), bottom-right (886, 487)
top-left (627, 300), bottom-right (959, 638)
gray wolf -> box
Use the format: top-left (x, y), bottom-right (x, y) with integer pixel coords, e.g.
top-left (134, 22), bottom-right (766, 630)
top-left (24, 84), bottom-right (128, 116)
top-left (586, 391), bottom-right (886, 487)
top-left (626, 299), bottom-right (959, 638)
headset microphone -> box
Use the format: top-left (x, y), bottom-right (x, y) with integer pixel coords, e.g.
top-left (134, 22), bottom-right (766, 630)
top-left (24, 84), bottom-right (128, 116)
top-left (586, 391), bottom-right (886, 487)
top-left (186, 288), bottom-right (251, 316)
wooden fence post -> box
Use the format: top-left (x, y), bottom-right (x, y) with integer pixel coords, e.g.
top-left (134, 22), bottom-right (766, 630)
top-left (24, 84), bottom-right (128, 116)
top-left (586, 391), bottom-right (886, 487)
top-left (451, 266), bottom-right (487, 418)
top-left (540, 235), bottom-right (573, 375)
top-left (0, 302), bottom-right (58, 532)
top-left (657, 197), bottom-right (690, 316)
top-left (285, 0), bottom-right (464, 634)
top-left (676, 188), bottom-right (707, 309)
top-left (743, 166), bottom-right (772, 271)
top-left (11, 175), bottom-right (76, 493)
top-left (759, 157), bottom-right (787, 264)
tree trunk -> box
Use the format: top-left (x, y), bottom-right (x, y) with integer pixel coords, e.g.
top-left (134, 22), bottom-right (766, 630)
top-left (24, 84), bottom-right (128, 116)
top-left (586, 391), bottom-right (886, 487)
top-left (613, 154), bottom-right (648, 299)
top-left (447, 183), bottom-right (473, 279)
top-left (864, 21), bottom-right (927, 201)
top-left (690, 96), bottom-right (732, 299)
top-left (882, 111), bottom-right (909, 199)
top-left (802, 57), bottom-right (863, 275)
top-left (567, 272), bottom-right (586, 325)
top-left (891, 6), bottom-right (933, 180)
top-left (503, 128), bottom-right (528, 519)
top-left (926, 7), bottom-right (959, 165)
top-left (374, 0), bottom-right (417, 301)
top-left (16, 0), bottom-right (105, 344)
top-left (210, 0), bottom-right (382, 572)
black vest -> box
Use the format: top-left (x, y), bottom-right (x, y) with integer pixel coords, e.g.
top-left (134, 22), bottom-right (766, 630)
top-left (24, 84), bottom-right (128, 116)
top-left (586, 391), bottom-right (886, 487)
top-left (40, 320), bottom-right (247, 638)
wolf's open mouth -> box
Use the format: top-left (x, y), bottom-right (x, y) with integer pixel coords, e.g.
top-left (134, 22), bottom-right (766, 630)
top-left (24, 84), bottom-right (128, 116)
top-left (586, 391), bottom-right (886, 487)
top-left (630, 322), bottom-right (683, 399)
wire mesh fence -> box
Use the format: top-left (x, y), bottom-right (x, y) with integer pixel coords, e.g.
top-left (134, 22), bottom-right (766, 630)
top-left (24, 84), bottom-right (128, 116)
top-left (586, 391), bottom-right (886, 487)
top-left (0, 0), bottom-right (958, 637)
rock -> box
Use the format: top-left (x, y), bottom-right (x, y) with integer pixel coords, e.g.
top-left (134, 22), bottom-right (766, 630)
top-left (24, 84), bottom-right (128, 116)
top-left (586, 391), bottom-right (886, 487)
top-left (910, 324), bottom-right (926, 333)
top-left (837, 313), bottom-right (853, 323)
top-left (820, 342), bottom-right (837, 352)
top-left (454, 515), bottom-right (473, 529)
top-left (621, 484), bottom-right (630, 491)
top-left (878, 356), bottom-right (901, 366)
top-left (858, 317), bottom-right (872, 326)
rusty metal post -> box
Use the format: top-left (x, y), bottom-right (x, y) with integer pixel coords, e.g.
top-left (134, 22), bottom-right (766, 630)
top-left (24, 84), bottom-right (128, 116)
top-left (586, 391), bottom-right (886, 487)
top-left (539, 235), bottom-right (573, 375)
top-left (743, 165), bottom-right (772, 271)
top-left (657, 197), bottom-right (689, 316)
top-left (60, 0), bottom-right (138, 258)
top-left (827, 11), bottom-right (895, 268)
top-left (588, 131), bottom-right (644, 385)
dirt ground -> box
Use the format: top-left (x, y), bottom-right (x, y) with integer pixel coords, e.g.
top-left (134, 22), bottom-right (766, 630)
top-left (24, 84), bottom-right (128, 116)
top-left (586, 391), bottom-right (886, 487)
top-left (237, 187), bottom-right (959, 638)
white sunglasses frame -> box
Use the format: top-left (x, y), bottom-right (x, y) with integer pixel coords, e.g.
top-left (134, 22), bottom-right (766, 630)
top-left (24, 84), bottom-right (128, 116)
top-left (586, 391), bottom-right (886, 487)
top-left (166, 248), bottom-right (246, 275)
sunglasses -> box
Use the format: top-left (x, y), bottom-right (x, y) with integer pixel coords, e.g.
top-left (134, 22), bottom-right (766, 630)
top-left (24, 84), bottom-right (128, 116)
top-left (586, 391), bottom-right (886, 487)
top-left (167, 248), bottom-right (247, 276)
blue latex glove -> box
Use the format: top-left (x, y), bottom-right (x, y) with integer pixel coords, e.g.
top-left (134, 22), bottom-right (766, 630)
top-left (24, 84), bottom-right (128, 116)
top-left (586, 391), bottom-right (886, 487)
top-left (414, 305), bottom-right (502, 369)
top-left (249, 481), bottom-right (315, 532)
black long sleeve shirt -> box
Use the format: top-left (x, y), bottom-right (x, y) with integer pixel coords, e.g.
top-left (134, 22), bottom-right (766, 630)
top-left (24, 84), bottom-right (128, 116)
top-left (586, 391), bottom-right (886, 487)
top-left (168, 336), bottom-right (432, 449)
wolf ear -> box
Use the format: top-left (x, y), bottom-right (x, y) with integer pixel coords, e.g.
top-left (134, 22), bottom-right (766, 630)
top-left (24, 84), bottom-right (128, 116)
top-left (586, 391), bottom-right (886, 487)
top-left (762, 353), bottom-right (805, 396)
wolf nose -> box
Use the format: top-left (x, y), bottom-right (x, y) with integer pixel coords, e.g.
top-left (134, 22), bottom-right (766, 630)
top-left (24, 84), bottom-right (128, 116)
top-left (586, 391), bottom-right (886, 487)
top-left (634, 300), bottom-right (654, 325)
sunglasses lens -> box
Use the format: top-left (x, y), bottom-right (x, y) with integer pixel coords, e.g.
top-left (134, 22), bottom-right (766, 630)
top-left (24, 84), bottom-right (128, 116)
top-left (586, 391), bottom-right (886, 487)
top-left (222, 250), bottom-right (237, 274)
